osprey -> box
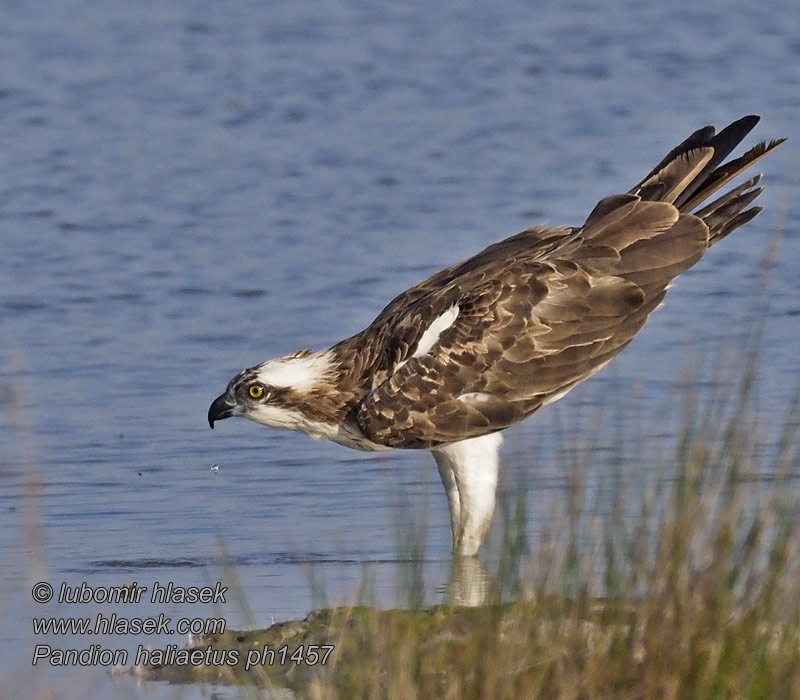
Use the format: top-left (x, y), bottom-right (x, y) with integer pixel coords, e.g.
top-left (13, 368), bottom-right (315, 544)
top-left (209, 116), bottom-right (783, 556)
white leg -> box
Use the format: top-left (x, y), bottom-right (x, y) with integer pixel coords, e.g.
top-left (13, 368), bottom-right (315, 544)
top-left (434, 456), bottom-right (461, 545)
top-left (431, 432), bottom-right (503, 556)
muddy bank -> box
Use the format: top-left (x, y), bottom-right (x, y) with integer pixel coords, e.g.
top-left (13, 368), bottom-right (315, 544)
top-left (125, 599), bottom-right (639, 693)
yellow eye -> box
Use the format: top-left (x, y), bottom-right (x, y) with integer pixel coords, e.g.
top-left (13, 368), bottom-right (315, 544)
top-left (249, 384), bottom-right (264, 398)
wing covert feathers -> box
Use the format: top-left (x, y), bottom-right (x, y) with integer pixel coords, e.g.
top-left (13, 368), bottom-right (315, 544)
top-left (343, 117), bottom-right (784, 448)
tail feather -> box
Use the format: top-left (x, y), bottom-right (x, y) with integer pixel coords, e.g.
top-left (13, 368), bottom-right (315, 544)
top-left (635, 147), bottom-right (714, 204)
top-left (714, 206), bottom-right (763, 242)
top-left (632, 124), bottom-right (716, 187)
top-left (701, 186), bottom-right (764, 243)
top-left (677, 138), bottom-right (785, 213)
top-left (693, 174), bottom-right (761, 219)
top-left (672, 115), bottom-right (761, 208)
top-left (578, 117), bottom-right (783, 311)
top-left (628, 115), bottom-right (759, 196)
top-left (628, 116), bottom-right (784, 243)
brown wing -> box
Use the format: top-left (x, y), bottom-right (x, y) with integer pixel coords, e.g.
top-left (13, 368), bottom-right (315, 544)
top-left (332, 224), bottom-right (583, 394)
top-left (350, 117), bottom-right (784, 448)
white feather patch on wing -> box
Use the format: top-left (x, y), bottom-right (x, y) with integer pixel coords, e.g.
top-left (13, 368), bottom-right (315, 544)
top-left (413, 304), bottom-right (459, 359)
top-left (457, 392), bottom-right (493, 403)
top-left (391, 304), bottom-right (461, 375)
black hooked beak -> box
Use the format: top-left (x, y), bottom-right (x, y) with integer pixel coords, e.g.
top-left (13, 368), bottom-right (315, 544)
top-left (208, 393), bottom-right (236, 428)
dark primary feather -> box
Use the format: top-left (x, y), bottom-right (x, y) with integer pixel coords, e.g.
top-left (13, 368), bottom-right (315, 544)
top-left (330, 117), bottom-right (783, 448)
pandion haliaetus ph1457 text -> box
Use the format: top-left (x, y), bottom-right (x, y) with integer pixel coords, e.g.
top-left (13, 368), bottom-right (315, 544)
top-left (209, 116), bottom-right (783, 556)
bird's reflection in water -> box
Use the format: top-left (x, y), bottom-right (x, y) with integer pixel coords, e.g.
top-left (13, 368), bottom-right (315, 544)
top-left (446, 555), bottom-right (493, 607)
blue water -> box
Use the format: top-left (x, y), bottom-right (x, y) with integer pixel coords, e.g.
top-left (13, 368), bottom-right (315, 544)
top-left (2, 1), bottom-right (798, 698)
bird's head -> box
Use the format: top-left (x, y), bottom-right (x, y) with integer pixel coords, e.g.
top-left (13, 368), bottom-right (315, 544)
top-left (208, 349), bottom-right (337, 436)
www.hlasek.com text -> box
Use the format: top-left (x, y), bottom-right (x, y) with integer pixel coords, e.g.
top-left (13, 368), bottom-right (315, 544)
top-left (33, 612), bottom-right (226, 636)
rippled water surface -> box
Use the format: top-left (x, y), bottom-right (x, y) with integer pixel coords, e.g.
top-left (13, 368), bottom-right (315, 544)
top-left (2, 1), bottom-right (799, 698)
